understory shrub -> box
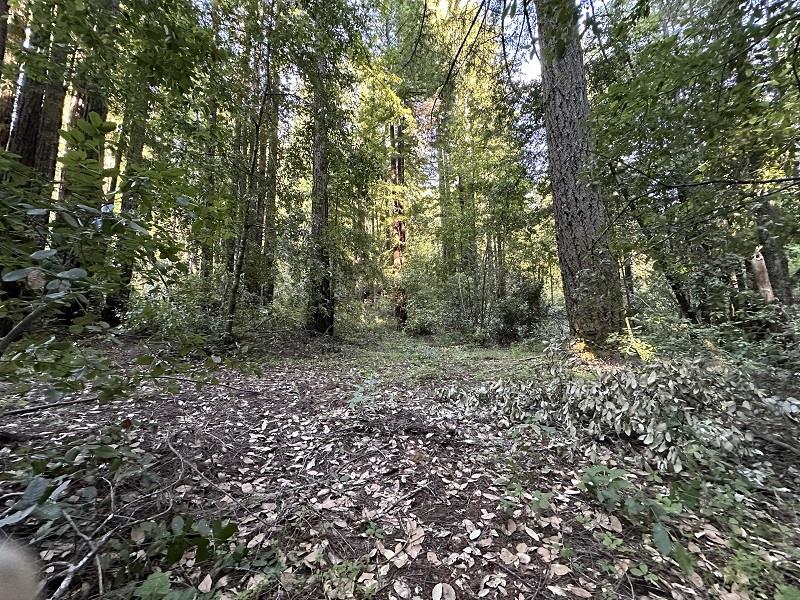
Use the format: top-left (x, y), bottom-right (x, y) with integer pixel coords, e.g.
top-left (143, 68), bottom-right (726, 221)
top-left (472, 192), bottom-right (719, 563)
top-left (437, 350), bottom-right (787, 473)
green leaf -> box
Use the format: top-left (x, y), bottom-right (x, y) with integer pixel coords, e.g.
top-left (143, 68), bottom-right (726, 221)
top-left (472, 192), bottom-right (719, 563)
top-left (776, 585), bottom-right (800, 600)
top-left (92, 445), bottom-right (119, 459)
top-left (673, 541), bottom-right (694, 574)
top-left (26, 208), bottom-right (50, 216)
top-left (171, 515), bottom-right (185, 535)
top-left (30, 249), bottom-right (57, 260)
top-left (134, 572), bottom-right (172, 600)
top-left (212, 519), bottom-right (237, 541)
top-left (2, 268), bottom-right (34, 282)
top-left (57, 268), bottom-right (88, 280)
top-left (13, 476), bottom-right (49, 510)
top-left (652, 522), bottom-right (672, 556)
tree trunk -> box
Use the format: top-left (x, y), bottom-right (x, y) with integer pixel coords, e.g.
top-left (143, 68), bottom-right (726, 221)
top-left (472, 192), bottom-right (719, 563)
top-left (755, 199), bottom-right (792, 305)
top-left (0, 0), bottom-right (20, 149)
top-left (390, 123), bottom-right (407, 329)
top-left (100, 108), bottom-right (146, 325)
top-left (534, 0), bottom-right (623, 343)
top-left (33, 38), bottom-right (67, 182)
top-left (8, 46), bottom-right (45, 167)
top-left (0, 0), bottom-right (8, 72)
top-left (307, 75), bottom-right (334, 335)
top-left (262, 61), bottom-right (279, 305)
top-left (751, 247), bottom-right (776, 304)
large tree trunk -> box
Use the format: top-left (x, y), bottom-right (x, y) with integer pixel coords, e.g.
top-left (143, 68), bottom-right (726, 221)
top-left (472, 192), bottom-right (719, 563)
top-left (390, 123), bottom-right (407, 329)
top-left (307, 76), bottom-right (334, 335)
top-left (534, 0), bottom-right (623, 343)
top-left (33, 38), bottom-right (67, 182)
top-left (0, 0), bottom-right (20, 149)
top-left (0, 0), bottom-right (8, 70)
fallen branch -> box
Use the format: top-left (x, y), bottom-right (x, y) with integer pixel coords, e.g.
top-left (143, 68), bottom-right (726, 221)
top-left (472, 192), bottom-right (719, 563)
top-left (0, 397), bottom-right (97, 418)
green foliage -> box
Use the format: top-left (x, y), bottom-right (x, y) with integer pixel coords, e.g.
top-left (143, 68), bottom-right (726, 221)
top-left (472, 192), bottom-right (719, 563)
top-left (0, 425), bottom-right (277, 597)
top-left (440, 350), bottom-right (769, 473)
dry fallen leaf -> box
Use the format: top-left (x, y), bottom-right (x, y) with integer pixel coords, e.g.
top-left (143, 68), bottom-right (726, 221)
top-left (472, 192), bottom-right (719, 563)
top-left (198, 574), bottom-right (213, 593)
top-left (550, 563), bottom-right (571, 577)
top-left (394, 579), bottom-right (412, 599)
top-left (432, 582), bottom-right (456, 600)
top-left (566, 585), bottom-right (592, 598)
top-left (609, 515), bottom-right (622, 533)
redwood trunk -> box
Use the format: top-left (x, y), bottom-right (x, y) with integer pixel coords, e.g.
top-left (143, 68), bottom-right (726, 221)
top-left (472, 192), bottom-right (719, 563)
top-left (534, 0), bottom-right (623, 342)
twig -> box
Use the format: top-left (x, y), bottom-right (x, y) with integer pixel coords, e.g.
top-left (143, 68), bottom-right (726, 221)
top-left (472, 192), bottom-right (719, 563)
top-left (63, 513), bottom-right (104, 596)
top-left (1, 397), bottom-right (96, 418)
top-left (153, 375), bottom-right (260, 394)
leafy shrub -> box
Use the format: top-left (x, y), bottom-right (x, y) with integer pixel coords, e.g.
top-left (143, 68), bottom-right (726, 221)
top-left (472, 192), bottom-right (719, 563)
top-left (0, 426), bottom-right (276, 598)
top-left (438, 350), bottom-right (767, 473)
top-left (491, 277), bottom-right (547, 343)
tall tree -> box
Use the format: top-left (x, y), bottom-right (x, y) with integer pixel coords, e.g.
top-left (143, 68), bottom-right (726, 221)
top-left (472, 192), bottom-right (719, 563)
top-left (307, 58), bottom-right (334, 334)
top-left (533, 0), bottom-right (623, 342)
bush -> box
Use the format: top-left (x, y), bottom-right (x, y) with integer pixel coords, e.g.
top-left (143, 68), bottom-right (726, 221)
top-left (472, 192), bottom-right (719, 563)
top-left (491, 277), bottom-right (547, 343)
top-left (438, 350), bottom-right (769, 473)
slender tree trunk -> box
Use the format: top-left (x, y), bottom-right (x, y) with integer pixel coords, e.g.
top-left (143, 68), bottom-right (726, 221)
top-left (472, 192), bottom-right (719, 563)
top-left (755, 199), bottom-right (792, 306)
top-left (307, 74), bottom-right (334, 335)
top-left (535, 0), bottom-right (623, 343)
top-left (0, 0), bottom-right (20, 149)
top-left (751, 247), bottom-right (776, 303)
top-left (100, 107), bottom-right (146, 325)
top-left (390, 122), bottom-right (407, 330)
top-left (262, 61), bottom-right (279, 305)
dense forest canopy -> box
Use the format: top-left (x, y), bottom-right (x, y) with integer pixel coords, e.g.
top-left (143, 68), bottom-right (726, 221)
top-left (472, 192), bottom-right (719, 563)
top-left (0, 0), bottom-right (799, 599)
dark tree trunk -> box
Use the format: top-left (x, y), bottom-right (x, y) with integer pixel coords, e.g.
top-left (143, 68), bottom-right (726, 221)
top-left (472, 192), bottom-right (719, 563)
top-left (390, 123), bottom-right (407, 329)
top-left (535, 0), bottom-right (623, 343)
top-left (33, 39), bottom-right (67, 182)
top-left (0, 0), bottom-right (8, 71)
top-left (100, 109), bottom-right (146, 326)
top-left (262, 62), bottom-right (279, 305)
top-left (8, 71), bottom-right (44, 168)
top-left (307, 77), bottom-right (334, 335)
top-left (0, 0), bottom-right (20, 149)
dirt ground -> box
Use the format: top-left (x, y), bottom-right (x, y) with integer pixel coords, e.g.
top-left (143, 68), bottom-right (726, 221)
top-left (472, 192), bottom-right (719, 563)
top-left (1, 333), bottom-right (797, 599)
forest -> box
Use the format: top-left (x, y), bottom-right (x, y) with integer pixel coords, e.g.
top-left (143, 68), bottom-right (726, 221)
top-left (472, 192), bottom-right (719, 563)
top-left (0, 0), bottom-right (799, 598)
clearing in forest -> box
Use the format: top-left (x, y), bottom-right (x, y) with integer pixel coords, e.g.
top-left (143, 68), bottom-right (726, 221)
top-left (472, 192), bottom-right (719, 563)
top-left (2, 334), bottom-right (797, 600)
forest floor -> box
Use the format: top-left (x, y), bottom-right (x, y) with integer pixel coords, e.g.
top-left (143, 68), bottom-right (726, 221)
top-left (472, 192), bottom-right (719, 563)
top-left (2, 331), bottom-right (797, 600)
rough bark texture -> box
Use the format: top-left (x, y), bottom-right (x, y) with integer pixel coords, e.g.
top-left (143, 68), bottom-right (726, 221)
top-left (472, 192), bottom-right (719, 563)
top-left (0, 0), bottom-right (13, 149)
top-left (307, 78), bottom-right (334, 335)
top-left (261, 62), bottom-right (279, 305)
top-left (390, 123), bottom-right (407, 329)
top-left (8, 72), bottom-right (44, 167)
top-left (0, 0), bottom-right (8, 81)
top-left (535, 0), bottom-right (623, 342)
top-left (33, 39), bottom-right (67, 181)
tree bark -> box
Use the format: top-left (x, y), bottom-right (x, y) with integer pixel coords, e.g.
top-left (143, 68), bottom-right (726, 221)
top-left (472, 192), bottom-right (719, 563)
top-left (307, 73), bottom-right (334, 335)
top-left (755, 199), bottom-right (792, 305)
top-left (751, 247), bottom-right (776, 304)
top-left (0, 0), bottom-right (21, 149)
top-left (534, 0), bottom-right (623, 343)
top-left (261, 60), bottom-right (279, 305)
top-left (33, 37), bottom-right (68, 182)
top-left (390, 123), bottom-right (407, 329)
